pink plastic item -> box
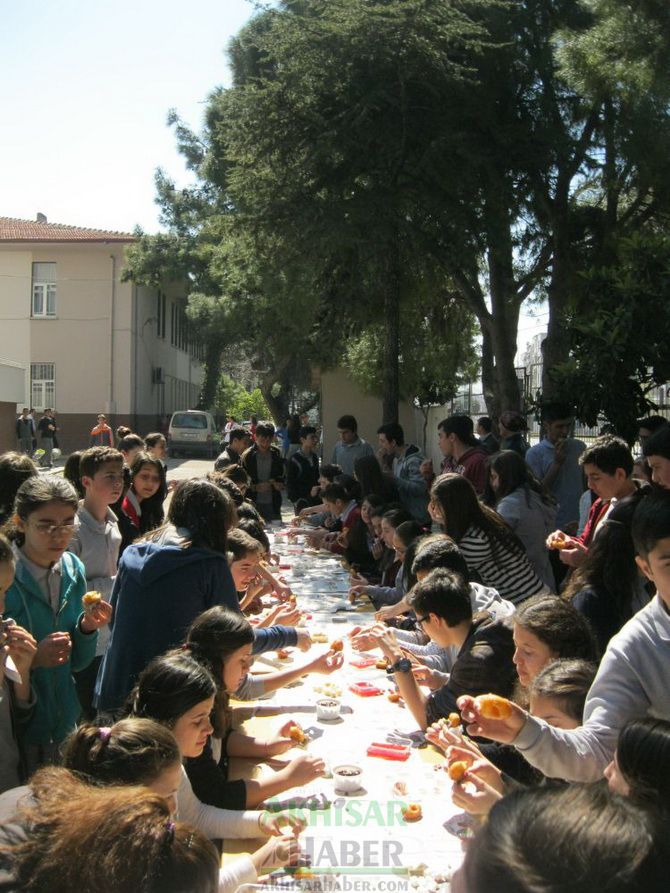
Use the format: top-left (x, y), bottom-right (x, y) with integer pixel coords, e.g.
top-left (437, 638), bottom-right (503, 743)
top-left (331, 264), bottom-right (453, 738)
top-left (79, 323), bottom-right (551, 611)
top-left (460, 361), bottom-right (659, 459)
top-left (366, 743), bottom-right (411, 761)
top-left (349, 681), bottom-right (383, 697)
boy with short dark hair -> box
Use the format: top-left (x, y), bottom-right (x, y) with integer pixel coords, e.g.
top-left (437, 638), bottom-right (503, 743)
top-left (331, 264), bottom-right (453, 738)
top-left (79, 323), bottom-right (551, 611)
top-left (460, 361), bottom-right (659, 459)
top-left (371, 568), bottom-right (515, 729)
top-left (459, 488), bottom-right (670, 781)
top-left (241, 422), bottom-right (284, 522)
top-left (377, 422), bottom-right (429, 523)
top-left (214, 427), bottom-right (251, 471)
top-left (526, 403), bottom-right (586, 531)
top-left (642, 425), bottom-right (670, 490)
top-left (546, 434), bottom-right (638, 568)
top-left (331, 415), bottom-right (374, 475)
top-left (286, 426), bottom-right (320, 513)
top-left (68, 446), bottom-right (124, 718)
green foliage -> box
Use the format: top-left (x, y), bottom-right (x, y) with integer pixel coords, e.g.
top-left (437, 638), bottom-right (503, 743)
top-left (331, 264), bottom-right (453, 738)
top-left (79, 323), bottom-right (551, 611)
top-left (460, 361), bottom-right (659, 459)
top-left (548, 231), bottom-right (670, 444)
top-left (343, 293), bottom-right (479, 408)
top-left (215, 374), bottom-right (271, 420)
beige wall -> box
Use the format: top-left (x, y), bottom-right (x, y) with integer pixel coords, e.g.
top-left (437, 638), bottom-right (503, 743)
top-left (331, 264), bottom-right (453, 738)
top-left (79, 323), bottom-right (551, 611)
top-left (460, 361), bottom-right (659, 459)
top-left (320, 367), bottom-right (420, 460)
top-left (0, 249), bottom-right (32, 400)
top-left (0, 241), bottom-right (203, 453)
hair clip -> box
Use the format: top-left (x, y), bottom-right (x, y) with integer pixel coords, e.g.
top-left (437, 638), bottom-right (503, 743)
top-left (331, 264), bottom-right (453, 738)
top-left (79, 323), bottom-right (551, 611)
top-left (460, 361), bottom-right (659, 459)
top-left (98, 727), bottom-right (112, 743)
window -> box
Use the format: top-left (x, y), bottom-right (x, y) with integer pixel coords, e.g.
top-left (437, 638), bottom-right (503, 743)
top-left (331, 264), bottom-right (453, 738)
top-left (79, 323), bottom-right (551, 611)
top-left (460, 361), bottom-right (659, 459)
top-left (30, 363), bottom-right (55, 410)
top-left (31, 263), bottom-right (57, 318)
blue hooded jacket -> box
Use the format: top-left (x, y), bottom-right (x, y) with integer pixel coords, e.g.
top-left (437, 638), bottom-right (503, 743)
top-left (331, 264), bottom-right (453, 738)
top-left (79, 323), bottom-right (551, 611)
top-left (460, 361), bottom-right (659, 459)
top-left (95, 540), bottom-right (238, 713)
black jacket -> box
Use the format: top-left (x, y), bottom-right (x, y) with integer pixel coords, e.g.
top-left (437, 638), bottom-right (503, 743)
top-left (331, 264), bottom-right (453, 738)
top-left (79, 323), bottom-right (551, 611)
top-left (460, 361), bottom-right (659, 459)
top-left (242, 445), bottom-right (285, 515)
top-left (286, 450), bottom-right (320, 503)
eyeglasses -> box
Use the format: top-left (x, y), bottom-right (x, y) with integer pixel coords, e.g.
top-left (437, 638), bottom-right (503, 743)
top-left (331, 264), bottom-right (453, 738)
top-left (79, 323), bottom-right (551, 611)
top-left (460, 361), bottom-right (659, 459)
top-left (32, 521), bottom-right (76, 537)
top-left (414, 615), bottom-right (429, 631)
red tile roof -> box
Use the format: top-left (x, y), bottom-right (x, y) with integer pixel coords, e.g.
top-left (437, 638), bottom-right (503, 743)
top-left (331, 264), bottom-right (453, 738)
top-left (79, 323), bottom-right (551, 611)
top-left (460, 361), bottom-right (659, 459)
top-left (0, 216), bottom-right (135, 243)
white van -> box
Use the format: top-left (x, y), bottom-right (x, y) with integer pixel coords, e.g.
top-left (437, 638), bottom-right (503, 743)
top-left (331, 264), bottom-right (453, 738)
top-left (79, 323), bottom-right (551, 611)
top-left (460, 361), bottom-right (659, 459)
top-left (168, 410), bottom-right (220, 458)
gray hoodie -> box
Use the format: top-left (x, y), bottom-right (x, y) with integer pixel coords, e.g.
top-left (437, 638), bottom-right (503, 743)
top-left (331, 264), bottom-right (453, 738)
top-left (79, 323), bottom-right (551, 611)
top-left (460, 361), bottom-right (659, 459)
top-left (392, 444), bottom-right (430, 523)
top-left (496, 488), bottom-right (557, 591)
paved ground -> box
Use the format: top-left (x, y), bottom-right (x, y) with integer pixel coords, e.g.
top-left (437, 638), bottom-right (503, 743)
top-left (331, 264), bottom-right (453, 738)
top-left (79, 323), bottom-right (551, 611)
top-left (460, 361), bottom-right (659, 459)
top-left (164, 455), bottom-right (214, 483)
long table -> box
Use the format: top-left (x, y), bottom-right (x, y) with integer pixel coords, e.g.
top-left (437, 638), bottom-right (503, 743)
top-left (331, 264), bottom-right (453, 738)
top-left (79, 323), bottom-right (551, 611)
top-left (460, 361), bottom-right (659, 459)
top-left (222, 536), bottom-right (469, 891)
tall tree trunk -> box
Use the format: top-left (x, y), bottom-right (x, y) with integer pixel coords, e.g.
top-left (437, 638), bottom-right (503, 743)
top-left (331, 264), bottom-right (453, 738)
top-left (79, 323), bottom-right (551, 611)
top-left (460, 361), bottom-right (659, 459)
top-left (541, 218), bottom-right (572, 398)
top-left (199, 338), bottom-right (224, 409)
top-left (382, 255), bottom-right (401, 425)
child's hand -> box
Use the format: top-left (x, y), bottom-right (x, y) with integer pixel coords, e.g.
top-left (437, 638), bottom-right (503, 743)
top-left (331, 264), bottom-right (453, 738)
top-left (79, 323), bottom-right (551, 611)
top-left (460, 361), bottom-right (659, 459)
top-left (450, 765), bottom-right (503, 816)
top-left (252, 833), bottom-right (303, 875)
top-left (266, 720), bottom-right (301, 756)
top-left (310, 649), bottom-right (345, 675)
top-left (295, 629), bottom-right (312, 652)
top-left (457, 695), bottom-right (527, 745)
top-left (259, 808), bottom-right (307, 836)
top-left (412, 666), bottom-right (447, 690)
top-left (33, 632), bottom-right (72, 668)
top-left (285, 752), bottom-right (326, 786)
top-left (371, 540), bottom-right (384, 560)
top-left (270, 604), bottom-right (301, 627)
top-left (80, 599), bottom-right (113, 633)
top-left (6, 625), bottom-right (37, 676)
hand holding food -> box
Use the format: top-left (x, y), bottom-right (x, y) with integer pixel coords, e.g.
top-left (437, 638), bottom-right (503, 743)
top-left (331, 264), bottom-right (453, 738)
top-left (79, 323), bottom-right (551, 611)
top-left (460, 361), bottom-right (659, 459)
top-left (457, 694), bottom-right (526, 744)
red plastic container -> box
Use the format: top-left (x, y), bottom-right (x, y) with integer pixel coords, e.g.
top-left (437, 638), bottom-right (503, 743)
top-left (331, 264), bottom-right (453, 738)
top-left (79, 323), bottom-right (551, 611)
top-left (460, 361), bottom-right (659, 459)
top-left (349, 681), bottom-right (383, 697)
top-left (366, 743), bottom-right (411, 761)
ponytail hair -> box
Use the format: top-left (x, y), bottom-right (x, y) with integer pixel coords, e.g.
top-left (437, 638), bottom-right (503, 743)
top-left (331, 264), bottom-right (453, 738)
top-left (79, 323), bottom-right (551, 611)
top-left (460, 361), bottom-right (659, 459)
top-left (185, 606), bottom-right (254, 736)
top-left (0, 766), bottom-right (218, 893)
top-left (126, 653), bottom-right (216, 729)
top-left (61, 718), bottom-right (180, 786)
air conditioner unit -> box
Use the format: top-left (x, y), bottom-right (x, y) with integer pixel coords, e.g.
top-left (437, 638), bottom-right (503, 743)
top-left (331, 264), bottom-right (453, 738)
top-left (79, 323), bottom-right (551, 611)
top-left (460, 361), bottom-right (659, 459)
top-left (152, 367), bottom-right (165, 384)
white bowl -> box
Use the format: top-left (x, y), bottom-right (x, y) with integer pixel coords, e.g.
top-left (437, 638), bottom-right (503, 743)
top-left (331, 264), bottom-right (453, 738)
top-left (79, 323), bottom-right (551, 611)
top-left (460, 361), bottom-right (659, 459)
top-left (316, 698), bottom-right (341, 721)
top-left (332, 764), bottom-right (363, 793)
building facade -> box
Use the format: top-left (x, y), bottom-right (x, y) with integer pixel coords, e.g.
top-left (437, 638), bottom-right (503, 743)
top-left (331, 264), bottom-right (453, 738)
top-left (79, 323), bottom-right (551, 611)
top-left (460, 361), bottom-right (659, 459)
top-left (0, 215), bottom-right (204, 453)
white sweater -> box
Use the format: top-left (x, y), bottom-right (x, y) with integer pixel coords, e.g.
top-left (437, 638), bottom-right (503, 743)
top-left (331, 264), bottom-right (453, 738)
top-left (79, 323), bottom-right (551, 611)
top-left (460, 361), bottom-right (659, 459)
top-left (514, 594), bottom-right (670, 781)
top-left (177, 767), bottom-right (260, 891)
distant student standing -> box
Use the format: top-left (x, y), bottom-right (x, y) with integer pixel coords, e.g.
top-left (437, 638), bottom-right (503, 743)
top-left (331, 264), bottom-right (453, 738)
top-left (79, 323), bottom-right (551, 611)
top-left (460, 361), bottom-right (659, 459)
top-left (15, 410), bottom-right (35, 456)
top-left (89, 414), bottom-right (114, 447)
top-left (36, 409), bottom-right (57, 468)
top-left (286, 426), bottom-right (320, 513)
top-left (526, 403), bottom-right (586, 531)
top-left (331, 415), bottom-right (374, 475)
top-left (67, 447), bottom-right (124, 719)
top-left (242, 422), bottom-right (284, 522)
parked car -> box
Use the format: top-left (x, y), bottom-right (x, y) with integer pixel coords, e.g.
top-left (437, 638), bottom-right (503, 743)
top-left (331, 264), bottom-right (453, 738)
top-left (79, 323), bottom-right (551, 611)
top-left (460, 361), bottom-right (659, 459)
top-left (167, 410), bottom-right (220, 458)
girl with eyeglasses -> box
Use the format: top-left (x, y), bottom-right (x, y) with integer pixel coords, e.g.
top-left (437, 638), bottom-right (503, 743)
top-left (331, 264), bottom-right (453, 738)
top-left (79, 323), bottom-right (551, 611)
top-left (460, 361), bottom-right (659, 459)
top-left (2, 476), bottom-right (111, 771)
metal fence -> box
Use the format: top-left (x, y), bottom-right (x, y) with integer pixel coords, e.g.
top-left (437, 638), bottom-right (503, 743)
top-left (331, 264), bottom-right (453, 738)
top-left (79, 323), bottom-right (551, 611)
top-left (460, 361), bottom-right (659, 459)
top-left (443, 365), bottom-right (670, 444)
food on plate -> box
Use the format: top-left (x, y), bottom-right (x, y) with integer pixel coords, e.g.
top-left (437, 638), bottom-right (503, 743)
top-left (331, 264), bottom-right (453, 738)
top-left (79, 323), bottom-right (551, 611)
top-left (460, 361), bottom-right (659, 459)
top-left (375, 658), bottom-right (390, 670)
top-left (447, 712), bottom-right (461, 728)
top-left (387, 691), bottom-right (402, 703)
top-left (476, 693), bottom-right (513, 720)
top-left (330, 638), bottom-right (344, 652)
top-left (392, 781), bottom-right (408, 797)
top-left (288, 723), bottom-right (308, 745)
top-left (82, 591), bottom-right (102, 613)
top-left (401, 802), bottom-right (423, 822)
top-left (315, 682), bottom-right (342, 697)
top-left (311, 632), bottom-right (329, 644)
top-left (277, 648), bottom-right (291, 660)
top-left (447, 761), bottom-right (469, 782)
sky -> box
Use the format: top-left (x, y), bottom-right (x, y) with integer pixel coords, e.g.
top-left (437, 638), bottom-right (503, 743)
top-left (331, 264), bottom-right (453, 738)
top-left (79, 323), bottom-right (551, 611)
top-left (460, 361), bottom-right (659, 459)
top-left (0, 0), bottom-right (254, 233)
top-left (0, 0), bottom-right (546, 350)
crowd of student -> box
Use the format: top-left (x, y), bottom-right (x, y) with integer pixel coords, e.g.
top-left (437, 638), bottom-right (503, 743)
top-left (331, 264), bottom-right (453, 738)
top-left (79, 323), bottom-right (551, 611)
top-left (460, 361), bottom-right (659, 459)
top-left (0, 406), bottom-right (668, 891)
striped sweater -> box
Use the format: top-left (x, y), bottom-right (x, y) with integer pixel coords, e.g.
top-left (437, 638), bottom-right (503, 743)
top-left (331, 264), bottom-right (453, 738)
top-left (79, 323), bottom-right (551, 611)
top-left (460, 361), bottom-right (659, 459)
top-left (458, 524), bottom-right (546, 605)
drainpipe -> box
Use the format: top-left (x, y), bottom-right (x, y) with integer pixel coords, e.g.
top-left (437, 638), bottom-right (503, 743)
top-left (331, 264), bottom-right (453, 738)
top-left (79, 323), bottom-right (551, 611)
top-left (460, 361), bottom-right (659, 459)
top-left (133, 285), bottom-right (139, 431)
top-left (108, 254), bottom-right (116, 416)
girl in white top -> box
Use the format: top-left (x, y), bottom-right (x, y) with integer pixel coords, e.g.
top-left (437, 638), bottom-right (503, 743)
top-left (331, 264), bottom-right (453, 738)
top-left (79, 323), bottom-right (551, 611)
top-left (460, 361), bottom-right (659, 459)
top-left (128, 652), bottom-right (305, 890)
